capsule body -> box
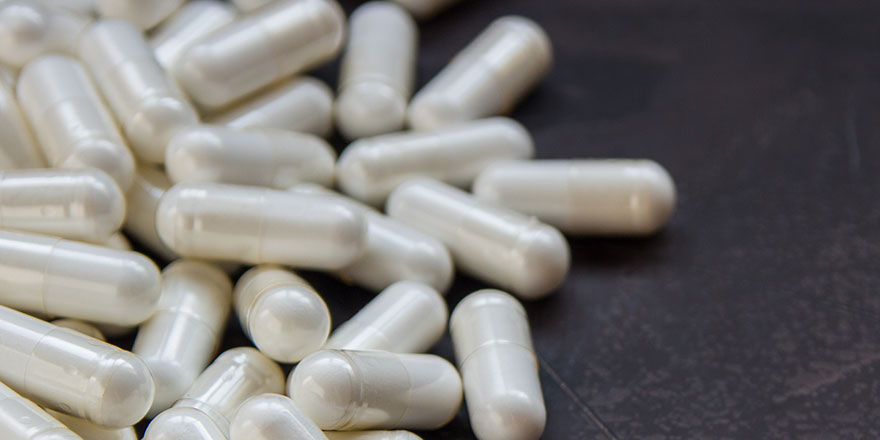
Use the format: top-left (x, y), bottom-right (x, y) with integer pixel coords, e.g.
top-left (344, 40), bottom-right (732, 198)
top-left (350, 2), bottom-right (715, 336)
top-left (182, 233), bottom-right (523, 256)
top-left (50, 319), bottom-right (106, 341)
top-left (151, 0), bottom-right (237, 72)
top-left (0, 380), bottom-right (82, 440)
top-left (0, 1), bottom-right (90, 68)
top-left (134, 260), bottom-right (232, 418)
top-left (123, 165), bottom-right (177, 261)
top-left (96, 0), bottom-right (184, 30)
top-left (408, 16), bottom-right (552, 130)
top-left (44, 409), bottom-right (138, 440)
top-left (17, 55), bottom-right (135, 189)
top-left (176, 0), bottom-right (346, 109)
top-left (230, 394), bottom-right (327, 440)
top-left (391, 0), bottom-right (459, 19)
top-left (337, 117), bottom-right (532, 205)
top-left (325, 432), bottom-right (422, 440)
top-left (166, 125), bottom-right (336, 188)
top-left (157, 183), bottom-right (368, 269)
top-left (0, 81), bottom-right (45, 169)
top-left (387, 179), bottom-right (569, 300)
top-left (450, 290), bottom-right (546, 440)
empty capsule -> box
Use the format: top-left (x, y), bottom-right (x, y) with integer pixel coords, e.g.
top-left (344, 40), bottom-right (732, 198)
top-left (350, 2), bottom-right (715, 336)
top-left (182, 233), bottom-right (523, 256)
top-left (233, 265), bottom-right (330, 363)
top-left (123, 165), bottom-right (178, 261)
top-left (450, 290), bottom-right (546, 440)
top-left (408, 16), bottom-right (552, 130)
top-left (96, 0), bottom-right (184, 30)
top-left (151, 0), bottom-right (237, 72)
top-left (17, 55), bottom-right (135, 190)
top-left (336, 2), bottom-right (417, 139)
top-left (165, 124), bottom-right (336, 188)
top-left (176, 0), bottom-right (345, 110)
top-left (45, 409), bottom-right (138, 440)
top-left (391, 0), bottom-right (459, 19)
top-left (387, 178), bottom-right (569, 300)
top-left (0, 80), bottom-right (45, 169)
top-left (50, 319), bottom-right (106, 341)
top-left (290, 350), bottom-right (462, 431)
top-left (229, 394), bottom-right (327, 440)
top-left (230, 0), bottom-right (275, 12)
top-left (325, 431), bottom-right (422, 440)
top-left (337, 117), bottom-right (533, 205)
top-left (0, 380), bottom-right (82, 440)
top-left (0, 0), bottom-right (90, 68)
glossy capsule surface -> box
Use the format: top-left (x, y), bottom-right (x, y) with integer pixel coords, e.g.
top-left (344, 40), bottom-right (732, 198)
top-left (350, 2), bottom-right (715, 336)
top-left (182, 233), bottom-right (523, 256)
top-left (408, 16), bottom-right (552, 130)
top-left (102, 232), bottom-right (131, 251)
top-left (44, 409), bottom-right (137, 440)
top-left (50, 319), bottom-right (106, 341)
top-left (0, 380), bottom-right (82, 440)
top-left (123, 165), bottom-right (177, 261)
top-left (391, 0), bottom-right (459, 19)
top-left (150, 0), bottom-right (237, 72)
top-left (0, 80), bottom-right (45, 169)
top-left (0, 0), bottom-right (90, 68)
top-left (387, 178), bottom-right (569, 300)
top-left (325, 431), bottom-right (422, 440)
top-left (229, 394), bottom-right (327, 440)
top-left (96, 0), bottom-right (183, 30)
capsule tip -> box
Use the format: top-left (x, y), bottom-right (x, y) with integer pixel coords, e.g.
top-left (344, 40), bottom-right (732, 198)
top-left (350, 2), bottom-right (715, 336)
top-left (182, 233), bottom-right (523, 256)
top-left (471, 391), bottom-right (547, 440)
top-left (97, 352), bottom-right (155, 428)
top-left (336, 82), bottom-right (407, 140)
top-left (288, 350), bottom-right (355, 430)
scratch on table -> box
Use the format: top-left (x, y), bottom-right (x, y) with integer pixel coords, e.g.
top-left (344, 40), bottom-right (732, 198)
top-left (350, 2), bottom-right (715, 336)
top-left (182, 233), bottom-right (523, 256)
top-left (844, 100), bottom-right (861, 174)
top-left (539, 356), bottom-right (620, 440)
top-left (772, 351), bottom-right (880, 403)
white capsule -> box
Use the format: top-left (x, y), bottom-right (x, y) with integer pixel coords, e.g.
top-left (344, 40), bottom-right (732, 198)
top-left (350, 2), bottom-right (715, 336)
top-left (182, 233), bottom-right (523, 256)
top-left (150, 0), bottom-right (237, 73)
top-left (336, 2), bottom-right (417, 139)
top-left (79, 20), bottom-right (198, 164)
top-left (387, 178), bottom-right (569, 300)
top-left (325, 431), bottom-right (422, 440)
top-left (0, 80), bottom-right (45, 169)
top-left (176, 0), bottom-right (345, 110)
top-left (0, 230), bottom-right (161, 325)
top-left (409, 16), bottom-right (552, 130)
top-left (230, 0), bottom-right (275, 12)
top-left (50, 319), bottom-right (106, 341)
top-left (290, 350), bottom-right (462, 431)
top-left (233, 265), bottom-right (330, 363)
top-left (143, 407), bottom-right (226, 440)
top-left (0, 306), bottom-right (154, 428)
top-left (124, 165), bottom-right (178, 261)
top-left (390, 0), bottom-right (458, 19)
top-left (166, 124), bottom-right (335, 188)
top-left (134, 260), bottom-right (232, 418)
top-left (157, 183), bottom-right (367, 269)
top-left (44, 409), bottom-right (137, 440)
top-left (209, 76), bottom-right (334, 138)
top-left (337, 117), bottom-right (532, 205)
top-left (451, 290), bottom-right (545, 440)
top-left (16, 55), bottom-right (135, 190)
top-left (96, 0), bottom-right (184, 30)
top-left (0, 0), bottom-right (90, 68)
top-left (230, 394), bottom-right (327, 440)
top-left (102, 232), bottom-right (132, 251)
top-left (0, 380), bottom-right (82, 440)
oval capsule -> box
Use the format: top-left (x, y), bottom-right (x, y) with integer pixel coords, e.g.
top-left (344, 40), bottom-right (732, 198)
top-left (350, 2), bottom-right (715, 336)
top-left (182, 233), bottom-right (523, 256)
top-left (44, 409), bottom-right (138, 440)
top-left (409, 16), bottom-right (552, 130)
top-left (387, 178), bottom-right (569, 300)
top-left (450, 290), bottom-right (546, 440)
top-left (391, 0), bottom-right (459, 19)
top-left (150, 0), bottom-right (237, 72)
top-left (337, 117), bottom-right (533, 206)
top-left (325, 431), bottom-right (422, 440)
top-left (123, 165), bottom-right (178, 262)
top-left (143, 407), bottom-right (226, 440)
top-left (0, 81), bottom-right (46, 169)
top-left (0, 380), bottom-right (82, 440)
top-left (0, 0), bottom-right (90, 68)
top-left (229, 394), bottom-right (327, 440)
top-left (96, 0), bottom-right (184, 30)
top-left (176, 0), bottom-right (345, 110)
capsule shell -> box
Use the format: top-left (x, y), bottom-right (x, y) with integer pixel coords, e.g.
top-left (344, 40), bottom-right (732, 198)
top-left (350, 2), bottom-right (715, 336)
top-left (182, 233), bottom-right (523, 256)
top-left (123, 165), bottom-right (178, 262)
top-left (408, 16), bottom-right (552, 130)
top-left (230, 0), bottom-right (275, 12)
top-left (44, 409), bottom-right (138, 440)
top-left (325, 431), bottom-right (422, 440)
top-left (150, 0), bottom-right (237, 72)
top-left (102, 232), bottom-right (132, 251)
top-left (0, 380), bottom-right (82, 440)
top-left (50, 319), bottom-right (106, 341)
top-left (0, 80), bottom-right (46, 169)
top-left (143, 407), bottom-right (227, 440)
top-left (229, 394), bottom-right (327, 440)
top-left (337, 117), bottom-right (533, 205)
top-left (96, 0), bottom-right (184, 30)
top-left (0, 1), bottom-right (90, 68)
top-left (391, 0), bottom-right (459, 19)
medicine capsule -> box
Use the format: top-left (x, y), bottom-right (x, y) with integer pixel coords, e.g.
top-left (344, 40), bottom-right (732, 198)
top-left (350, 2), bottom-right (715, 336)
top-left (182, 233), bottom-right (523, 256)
top-left (336, 2), bottom-right (417, 139)
top-left (124, 165), bottom-right (178, 262)
top-left (0, 1), bottom-right (90, 68)
top-left (408, 16), bottom-right (552, 130)
top-left (0, 306), bottom-right (154, 428)
top-left (0, 380), bottom-right (82, 440)
top-left (96, 0), bottom-right (184, 30)
top-left (233, 265), bottom-right (330, 363)
top-left (391, 0), bottom-right (459, 19)
top-left (17, 55), bottom-right (135, 190)
top-left (290, 350), bottom-right (462, 431)
top-left (387, 178), bottom-right (569, 300)
top-left (337, 117), bottom-right (533, 205)
top-left (133, 260), bottom-right (232, 418)
top-left (0, 81), bottom-right (46, 169)
top-left (450, 290), bottom-right (546, 440)
top-left (45, 409), bottom-right (138, 440)
top-left (156, 183), bottom-right (368, 269)
top-left (150, 0), bottom-right (237, 72)
top-left (229, 394), bottom-right (327, 440)
top-left (325, 431), bottom-right (422, 440)
top-left (79, 20), bottom-right (199, 164)
top-left (230, 0), bottom-right (275, 12)
top-left (325, 281), bottom-right (447, 353)
top-left (165, 124), bottom-right (336, 189)
top-left (50, 319), bottom-right (106, 341)
top-left (143, 407), bottom-right (226, 440)
top-left (473, 159), bottom-right (677, 236)
top-left (176, 0), bottom-right (345, 110)
top-left (0, 230), bottom-right (161, 326)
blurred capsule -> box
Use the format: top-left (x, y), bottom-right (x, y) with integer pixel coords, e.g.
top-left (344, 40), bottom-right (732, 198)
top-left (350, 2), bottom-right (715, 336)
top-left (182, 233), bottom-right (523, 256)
top-left (0, 80), bottom-right (45, 169)
top-left (0, 0), bottom-right (90, 68)
top-left (229, 393), bottom-right (327, 440)
top-left (0, 380), bottom-right (82, 440)
top-left (151, 0), bottom-right (237, 72)
top-left (391, 0), bottom-right (459, 19)
top-left (96, 0), bottom-right (184, 30)
top-left (325, 431), bottom-right (422, 440)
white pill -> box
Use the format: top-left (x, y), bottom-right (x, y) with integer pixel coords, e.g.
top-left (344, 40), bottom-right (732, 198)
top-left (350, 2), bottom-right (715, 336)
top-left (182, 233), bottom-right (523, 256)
top-left (450, 290), bottom-right (545, 440)
top-left (337, 117), bottom-right (533, 205)
top-left (0, 169), bottom-right (124, 243)
top-left (151, 0), bottom-right (237, 73)
top-left (0, 306), bottom-right (154, 428)
top-left (290, 184), bottom-right (453, 293)
top-left (409, 16), bottom-right (552, 130)
top-left (336, 2), bottom-right (417, 139)
top-left (230, 393), bottom-right (327, 440)
top-left (0, 0), bottom-right (90, 68)
top-left (156, 183), bottom-right (368, 269)
top-left (209, 76), bottom-right (334, 138)
top-left (325, 281), bottom-right (446, 353)
top-left (0, 229), bottom-right (161, 326)
top-left (44, 409), bottom-right (138, 440)
top-left (102, 232), bottom-right (132, 251)
top-left (387, 178), bottom-right (569, 300)
top-left (325, 431), bottom-right (422, 440)
top-left (230, 0), bottom-right (275, 12)
top-left (96, 0), bottom-right (184, 30)
top-left (123, 165), bottom-right (178, 262)
top-left (0, 80), bottom-right (45, 169)
top-left (17, 55), bottom-right (135, 190)
top-left (0, 380), bottom-right (82, 440)
top-left (474, 159), bottom-right (677, 236)
top-left (134, 260), bottom-right (232, 418)
top-left (50, 319), bottom-right (106, 341)
top-left (165, 124), bottom-right (336, 189)
top-left (391, 0), bottom-right (459, 19)
top-left (176, 0), bottom-right (345, 110)
top-left (79, 20), bottom-right (199, 164)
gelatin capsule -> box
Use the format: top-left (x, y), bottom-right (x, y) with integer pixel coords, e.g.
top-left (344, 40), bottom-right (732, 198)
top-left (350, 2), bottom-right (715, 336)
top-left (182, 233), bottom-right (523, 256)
top-left (0, 0), bottom-right (90, 68)
top-left (123, 165), bottom-right (179, 262)
top-left (150, 0), bottom-right (237, 72)
top-left (229, 393), bottom-right (327, 440)
top-left (325, 431), bottom-right (422, 440)
top-left (45, 409), bottom-right (138, 440)
top-left (96, 0), bottom-right (184, 30)
top-left (50, 319), bottom-right (106, 341)
top-left (0, 380), bottom-right (82, 440)
top-left (0, 80), bottom-right (46, 169)
top-left (391, 0), bottom-right (459, 19)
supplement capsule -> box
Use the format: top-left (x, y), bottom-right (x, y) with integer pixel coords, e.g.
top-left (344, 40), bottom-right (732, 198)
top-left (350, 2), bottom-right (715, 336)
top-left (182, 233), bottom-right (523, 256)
top-left (156, 183), bottom-right (368, 269)
top-left (0, 230), bottom-right (161, 326)
top-left (326, 431), bottom-right (422, 440)
top-left (0, 81), bottom-right (46, 169)
top-left (325, 281), bottom-right (447, 353)
top-left (0, 306), bottom-right (154, 428)
top-left (17, 55), bottom-right (135, 190)
top-left (143, 407), bottom-right (226, 440)
top-left (336, 2), bottom-right (417, 139)
top-left (176, 0), bottom-right (345, 110)
top-left (234, 265), bottom-right (330, 363)
top-left (96, 0), bottom-right (184, 30)
top-left (473, 159), bottom-right (677, 236)
top-left (450, 290), bottom-right (546, 440)
top-left (133, 260), bottom-right (232, 418)
top-left (290, 350), bottom-right (462, 431)
top-left (45, 409), bottom-right (138, 440)
top-left (151, 0), bottom-right (237, 72)
top-left (230, 0), bottom-right (275, 12)
top-left (387, 178), bottom-right (569, 300)
top-left (0, 380), bottom-right (82, 440)
top-left (124, 165), bottom-right (178, 261)
top-left (391, 0), bottom-right (459, 19)
top-left (79, 20), bottom-right (199, 164)
top-left (229, 394), bottom-right (327, 440)
top-left (165, 124), bottom-right (336, 189)
top-left (0, 0), bottom-right (90, 68)
top-left (408, 16), bottom-right (552, 130)
top-left (337, 117), bottom-right (533, 205)
top-left (50, 319), bottom-right (106, 341)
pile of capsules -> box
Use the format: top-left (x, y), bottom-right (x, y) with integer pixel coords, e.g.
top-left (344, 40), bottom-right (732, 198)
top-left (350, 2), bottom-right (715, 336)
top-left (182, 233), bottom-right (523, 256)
top-left (0, 0), bottom-right (677, 439)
